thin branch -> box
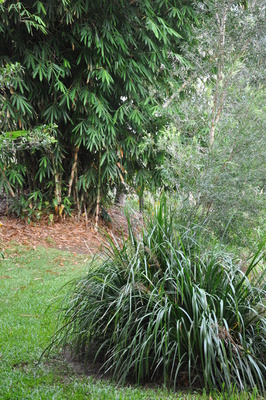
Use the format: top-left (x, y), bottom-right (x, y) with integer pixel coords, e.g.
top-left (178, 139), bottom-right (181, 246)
top-left (68, 145), bottom-right (79, 198)
top-left (162, 77), bottom-right (193, 109)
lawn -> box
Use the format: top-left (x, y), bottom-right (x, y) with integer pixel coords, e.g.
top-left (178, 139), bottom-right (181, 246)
top-left (0, 243), bottom-right (260, 399)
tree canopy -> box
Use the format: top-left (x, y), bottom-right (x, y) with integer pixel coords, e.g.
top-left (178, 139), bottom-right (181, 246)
top-left (157, 0), bottom-right (266, 246)
top-left (0, 0), bottom-right (195, 218)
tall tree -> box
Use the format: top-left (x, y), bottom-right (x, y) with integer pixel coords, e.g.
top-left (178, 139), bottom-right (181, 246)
top-left (158, 0), bottom-right (266, 246)
top-left (0, 0), bottom-right (195, 219)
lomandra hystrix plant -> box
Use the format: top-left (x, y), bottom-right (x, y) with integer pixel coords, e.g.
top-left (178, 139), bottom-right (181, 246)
top-left (50, 200), bottom-right (266, 395)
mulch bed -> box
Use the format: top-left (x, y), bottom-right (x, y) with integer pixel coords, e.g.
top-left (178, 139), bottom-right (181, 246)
top-left (0, 206), bottom-right (142, 254)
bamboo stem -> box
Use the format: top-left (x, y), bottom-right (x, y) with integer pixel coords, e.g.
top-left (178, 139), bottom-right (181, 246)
top-left (74, 162), bottom-right (79, 211)
top-left (95, 151), bottom-right (101, 232)
top-left (68, 145), bottom-right (79, 198)
top-left (52, 154), bottom-right (61, 205)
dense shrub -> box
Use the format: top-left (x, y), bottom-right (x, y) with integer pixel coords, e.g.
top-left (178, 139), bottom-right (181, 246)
top-left (50, 201), bottom-right (266, 394)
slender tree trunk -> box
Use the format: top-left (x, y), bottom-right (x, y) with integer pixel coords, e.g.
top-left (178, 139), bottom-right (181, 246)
top-left (78, 193), bottom-right (84, 221)
top-left (95, 151), bottom-right (101, 231)
top-left (52, 155), bottom-right (61, 205)
top-left (84, 202), bottom-right (88, 228)
top-left (209, 5), bottom-right (228, 147)
top-left (209, 1), bottom-right (252, 148)
top-left (74, 162), bottom-right (79, 211)
top-left (55, 172), bottom-right (62, 205)
top-left (68, 145), bottom-right (79, 199)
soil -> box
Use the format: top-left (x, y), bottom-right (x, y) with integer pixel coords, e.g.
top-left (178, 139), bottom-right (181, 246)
top-left (0, 206), bottom-right (142, 254)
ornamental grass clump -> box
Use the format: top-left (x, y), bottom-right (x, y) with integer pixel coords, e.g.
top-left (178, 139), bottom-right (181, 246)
top-left (50, 200), bottom-right (266, 394)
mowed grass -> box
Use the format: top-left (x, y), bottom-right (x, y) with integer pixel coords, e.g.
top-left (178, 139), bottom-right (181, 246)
top-left (0, 243), bottom-right (261, 399)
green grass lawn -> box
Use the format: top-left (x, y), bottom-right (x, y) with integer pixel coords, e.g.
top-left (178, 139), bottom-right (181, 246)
top-left (0, 243), bottom-right (260, 399)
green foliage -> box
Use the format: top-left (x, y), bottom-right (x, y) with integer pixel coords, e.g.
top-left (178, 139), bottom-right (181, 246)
top-left (1, 243), bottom-right (247, 399)
top-left (49, 200), bottom-right (266, 394)
top-left (0, 61), bottom-right (60, 207)
top-left (0, 126), bottom-right (57, 150)
top-left (0, 119), bottom-right (59, 204)
top-left (157, 0), bottom-right (266, 247)
top-left (0, 62), bottom-right (33, 131)
top-left (0, 0), bottom-right (196, 214)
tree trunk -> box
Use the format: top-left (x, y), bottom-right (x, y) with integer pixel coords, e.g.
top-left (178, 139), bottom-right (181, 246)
top-left (209, 7), bottom-right (228, 147)
top-left (68, 145), bottom-right (79, 199)
top-left (95, 151), bottom-right (101, 231)
top-left (52, 155), bottom-right (61, 205)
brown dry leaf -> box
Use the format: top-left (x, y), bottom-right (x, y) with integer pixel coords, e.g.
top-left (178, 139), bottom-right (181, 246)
top-left (45, 270), bottom-right (59, 275)
top-left (33, 277), bottom-right (42, 281)
top-left (0, 275), bottom-right (12, 279)
top-left (0, 207), bottom-right (132, 254)
top-left (19, 314), bottom-right (33, 317)
top-left (59, 205), bottom-right (65, 217)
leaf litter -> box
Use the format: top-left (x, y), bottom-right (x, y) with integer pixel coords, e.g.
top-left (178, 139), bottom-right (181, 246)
top-left (0, 206), bottom-right (142, 254)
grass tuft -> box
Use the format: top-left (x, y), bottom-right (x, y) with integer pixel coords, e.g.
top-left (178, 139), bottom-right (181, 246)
top-left (50, 199), bottom-right (266, 395)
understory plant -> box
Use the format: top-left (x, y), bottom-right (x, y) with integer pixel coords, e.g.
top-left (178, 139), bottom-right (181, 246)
top-left (50, 200), bottom-right (266, 394)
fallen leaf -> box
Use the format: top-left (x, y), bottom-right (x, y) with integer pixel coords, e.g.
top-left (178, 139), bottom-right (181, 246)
top-left (19, 314), bottom-right (33, 317)
top-left (46, 270), bottom-right (59, 275)
top-left (34, 277), bottom-right (43, 281)
top-left (59, 204), bottom-right (65, 217)
top-left (0, 276), bottom-right (12, 279)
top-left (12, 285), bottom-right (27, 291)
